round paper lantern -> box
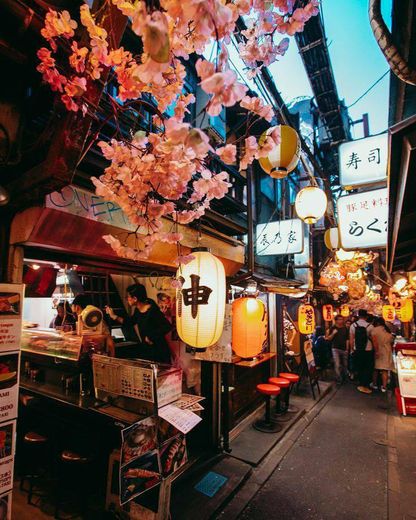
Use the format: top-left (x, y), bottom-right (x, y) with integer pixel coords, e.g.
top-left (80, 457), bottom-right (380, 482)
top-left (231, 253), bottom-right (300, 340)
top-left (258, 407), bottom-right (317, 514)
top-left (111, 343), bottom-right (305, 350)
top-left (322, 304), bottom-right (334, 322)
top-left (394, 299), bottom-right (414, 323)
top-left (232, 297), bottom-right (268, 359)
top-left (298, 304), bottom-right (315, 335)
top-left (258, 125), bottom-right (301, 179)
top-left (295, 186), bottom-right (327, 224)
top-left (324, 228), bottom-right (340, 250)
top-left (340, 304), bottom-right (350, 317)
top-left (382, 305), bottom-right (395, 322)
top-left (176, 249), bottom-right (225, 348)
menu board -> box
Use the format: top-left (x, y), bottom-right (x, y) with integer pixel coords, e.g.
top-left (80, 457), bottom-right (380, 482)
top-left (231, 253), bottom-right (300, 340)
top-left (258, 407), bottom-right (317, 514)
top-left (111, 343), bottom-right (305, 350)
top-left (0, 285), bottom-right (24, 353)
top-left (0, 284), bottom-right (23, 515)
top-left (92, 356), bottom-right (155, 403)
top-left (0, 421), bottom-right (15, 495)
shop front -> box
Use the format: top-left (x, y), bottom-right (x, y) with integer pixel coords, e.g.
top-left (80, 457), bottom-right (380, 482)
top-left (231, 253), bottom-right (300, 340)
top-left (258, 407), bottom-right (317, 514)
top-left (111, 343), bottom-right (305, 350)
top-left (7, 185), bottom-right (248, 516)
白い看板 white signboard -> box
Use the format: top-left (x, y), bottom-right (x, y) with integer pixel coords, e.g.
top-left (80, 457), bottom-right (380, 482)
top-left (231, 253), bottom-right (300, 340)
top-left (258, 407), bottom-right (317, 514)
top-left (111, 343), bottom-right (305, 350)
top-left (337, 188), bottom-right (388, 250)
top-left (339, 133), bottom-right (388, 188)
top-left (256, 219), bottom-right (304, 256)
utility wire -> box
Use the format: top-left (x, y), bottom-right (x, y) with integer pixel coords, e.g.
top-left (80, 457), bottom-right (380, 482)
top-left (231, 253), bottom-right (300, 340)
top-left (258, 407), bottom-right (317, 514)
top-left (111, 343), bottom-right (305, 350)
top-left (347, 70), bottom-right (390, 109)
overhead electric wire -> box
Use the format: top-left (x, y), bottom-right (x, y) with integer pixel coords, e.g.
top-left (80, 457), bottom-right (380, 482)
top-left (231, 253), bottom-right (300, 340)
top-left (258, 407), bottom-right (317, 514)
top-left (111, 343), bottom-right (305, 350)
top-left (347, 70), bottom-right (390, 109)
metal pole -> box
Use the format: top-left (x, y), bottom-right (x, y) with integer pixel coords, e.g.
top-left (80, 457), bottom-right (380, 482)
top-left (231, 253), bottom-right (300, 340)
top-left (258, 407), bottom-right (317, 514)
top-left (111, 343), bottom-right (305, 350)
top-left (246, 164), bottom-right (255, 274)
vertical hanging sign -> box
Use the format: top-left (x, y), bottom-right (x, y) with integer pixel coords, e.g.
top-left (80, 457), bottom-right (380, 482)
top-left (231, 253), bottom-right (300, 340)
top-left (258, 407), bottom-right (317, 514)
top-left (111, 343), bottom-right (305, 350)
top-left (0, 284), bottom-right (24, 517)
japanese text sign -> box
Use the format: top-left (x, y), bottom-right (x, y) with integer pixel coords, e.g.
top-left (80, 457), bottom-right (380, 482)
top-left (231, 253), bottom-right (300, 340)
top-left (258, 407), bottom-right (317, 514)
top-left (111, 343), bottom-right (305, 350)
top-left (298, 304), bottom-right (315, 335)
top-left (339, 133), bottom-right (388, 188)
top-left (0, 285), bottom-right (24, 353)
top-left (256, 219), bottom-right (304, 256)
top-left (337, 188), bottom-right (388, 250)
top-left (322, 305), bottom-right (334, 322)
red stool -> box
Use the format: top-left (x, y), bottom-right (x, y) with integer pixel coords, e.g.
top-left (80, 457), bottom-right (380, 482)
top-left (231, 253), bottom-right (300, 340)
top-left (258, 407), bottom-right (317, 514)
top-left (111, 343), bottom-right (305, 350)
top-left (278, 372), bottom-right (300, 413)
top-left (253, 384), bottom-right (282, 433)
top-left (269, 377), bottom-right (291, 420)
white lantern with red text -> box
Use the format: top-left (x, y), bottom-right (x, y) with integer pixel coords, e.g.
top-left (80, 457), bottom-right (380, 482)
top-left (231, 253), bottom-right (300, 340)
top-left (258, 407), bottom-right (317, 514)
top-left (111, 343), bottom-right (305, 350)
top-left (176, 248), bottom-right (225, 348)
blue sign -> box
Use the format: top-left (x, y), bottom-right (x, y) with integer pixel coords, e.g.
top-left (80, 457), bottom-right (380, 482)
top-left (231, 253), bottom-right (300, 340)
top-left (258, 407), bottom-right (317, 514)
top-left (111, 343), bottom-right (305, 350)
top-left (194, 471), bottom-right (228, 498)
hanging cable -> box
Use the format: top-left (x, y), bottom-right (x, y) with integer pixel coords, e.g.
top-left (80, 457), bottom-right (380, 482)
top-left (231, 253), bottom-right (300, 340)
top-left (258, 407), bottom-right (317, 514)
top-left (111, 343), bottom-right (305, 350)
top-left (347, 70), bottom-right (390, 109)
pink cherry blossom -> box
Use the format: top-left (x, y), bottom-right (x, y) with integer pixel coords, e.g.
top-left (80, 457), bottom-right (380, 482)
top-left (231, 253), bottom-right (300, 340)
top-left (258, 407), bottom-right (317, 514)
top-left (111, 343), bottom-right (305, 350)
top-left (217, 144), bottom-right (237, 165)
top-left (240, 96), bottom-right (274, 122)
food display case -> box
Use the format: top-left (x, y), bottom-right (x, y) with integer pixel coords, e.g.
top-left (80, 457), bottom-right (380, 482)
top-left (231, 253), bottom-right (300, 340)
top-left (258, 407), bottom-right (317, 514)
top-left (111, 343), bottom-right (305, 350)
top-left (393, 342), bottom-right (416, 416)
top-left (21, 327), bottom-right (108, 393)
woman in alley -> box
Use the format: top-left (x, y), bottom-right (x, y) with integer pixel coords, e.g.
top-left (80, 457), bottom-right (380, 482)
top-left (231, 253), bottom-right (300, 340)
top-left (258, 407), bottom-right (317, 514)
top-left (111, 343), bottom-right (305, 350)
top-left (371, 317), bottom-right (394, 393)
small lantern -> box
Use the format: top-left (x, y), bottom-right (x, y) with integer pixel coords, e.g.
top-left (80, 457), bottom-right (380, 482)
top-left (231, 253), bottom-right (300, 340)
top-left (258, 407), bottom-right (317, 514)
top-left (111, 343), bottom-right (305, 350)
top-left (295, 186), bottom-right (327, 224)
top-left (176, 248), bottom-right (225, 348)
top-left (340, 304), bottom-right (350, 317)
top-left (394, 299), bottom-right (414, 323)
top-left (258, 125), bottom-right (301, 179)
top-left (298, 304), bottom-right (315, 335)
top-left (322, 304), bottom-right (334, 322)
top-left (232, 296), bottom-right (268, 359)
top-left (382, 305), bottom-right (395, 322)
top-left (324, 228), bottom-right (340, 250)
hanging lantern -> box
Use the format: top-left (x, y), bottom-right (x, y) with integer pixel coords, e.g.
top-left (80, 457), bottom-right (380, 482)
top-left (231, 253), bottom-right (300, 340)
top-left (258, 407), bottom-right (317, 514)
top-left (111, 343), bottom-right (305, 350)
top-left (176, 248), bottom-right (225, 348)
top-left (298, 304), bottom-right (315, 335)
top-left (295, 186), bottom-right (327, 224)
top-left (322, 304), bottom-right (334, 322)
top-left (394, 299), bottom-right (414, 323)
top-left (258, 125), bottom-right (301, 179)
top-left (340, 304), bottom-right (350, 317)
top-left (232, 296), bottom-right (268, 359)
top-left (324, 228), bottom-right (340, 250)
top-left (382, 305), bottom-right (395, 322)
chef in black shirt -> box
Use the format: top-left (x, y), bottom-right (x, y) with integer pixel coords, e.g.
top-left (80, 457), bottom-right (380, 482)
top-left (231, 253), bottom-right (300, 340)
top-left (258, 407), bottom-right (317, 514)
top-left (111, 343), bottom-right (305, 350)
top-left (106, 283), bottom-right (172, 364)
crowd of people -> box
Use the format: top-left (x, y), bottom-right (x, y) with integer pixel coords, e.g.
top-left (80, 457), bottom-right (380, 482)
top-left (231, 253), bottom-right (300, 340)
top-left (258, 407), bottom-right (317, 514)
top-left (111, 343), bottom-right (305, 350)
top-left (312, 309), bottom-right (395, 394)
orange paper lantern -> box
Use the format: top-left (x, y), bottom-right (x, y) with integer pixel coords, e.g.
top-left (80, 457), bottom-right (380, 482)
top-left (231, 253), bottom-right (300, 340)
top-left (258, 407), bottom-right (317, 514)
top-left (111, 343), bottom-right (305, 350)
top-left (232, 297), bottom-right (268, 359)
top-left (340, 304), bottom-right (350, 317)
top-left (298, 304), bottom-right (315, 335)
top-left (394, 299), bottom-right (414, 323)
top-left (322, 304), bottom-right (334, 322)
top-left (382, 305), bottom-right (395, 322)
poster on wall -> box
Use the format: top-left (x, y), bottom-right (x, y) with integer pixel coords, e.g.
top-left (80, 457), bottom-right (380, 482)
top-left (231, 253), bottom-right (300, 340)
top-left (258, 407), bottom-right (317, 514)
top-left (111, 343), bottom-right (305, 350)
top-left (194, 304), bottom-right (232, 363)
top-left (0, 421), bottom-right (15, 495)
top-left (0, 285), bottom-right (24, 353)
top-left (0, 353), bottom-right (20, 423)
top-left (337, 187), bottom-right (388, 250)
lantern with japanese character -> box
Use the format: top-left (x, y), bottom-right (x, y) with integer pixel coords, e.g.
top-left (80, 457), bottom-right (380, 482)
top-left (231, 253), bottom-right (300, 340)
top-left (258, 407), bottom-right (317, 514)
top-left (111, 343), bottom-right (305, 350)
top-left (298, 304), bottom-right (315, 335)
top-left (394, 299), bottom-right (414, 323)
top-left (382, 305), bottom-right (395, 322)
top-left (232, 296), bottom-right (268, 359)
top-left (322, 304), bottom-right (334, 322)
top-left (258, 125), bottom-right (301, 179)
top-left (176, 248), bottom-right (226, 348)
top-left (340, 304), bottom-right (350, 317)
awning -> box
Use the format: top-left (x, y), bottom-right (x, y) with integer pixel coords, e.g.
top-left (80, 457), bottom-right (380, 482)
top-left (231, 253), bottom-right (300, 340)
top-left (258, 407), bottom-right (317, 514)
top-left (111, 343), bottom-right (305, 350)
top-left (387, 114), bottom-right (416, 272)
top-left (10, 206), bottom-right (245, 276)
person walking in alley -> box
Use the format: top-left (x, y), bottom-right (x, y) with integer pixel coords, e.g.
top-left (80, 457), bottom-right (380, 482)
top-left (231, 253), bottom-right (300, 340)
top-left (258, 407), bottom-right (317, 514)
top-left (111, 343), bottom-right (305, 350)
top-left (326, 315), bottom-right (349, 384)
top-left (350, 309), bottom-right (374, 394)
top-left (371, 317), bottom-right (394, 392)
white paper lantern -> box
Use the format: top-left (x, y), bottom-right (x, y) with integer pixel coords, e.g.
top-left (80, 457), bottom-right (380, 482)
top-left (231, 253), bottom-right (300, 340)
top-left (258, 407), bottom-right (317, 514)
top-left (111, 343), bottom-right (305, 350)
top-left (176, 249), bottom-right (226, 348)
top-left (295, 186), bottom-right (327, 224)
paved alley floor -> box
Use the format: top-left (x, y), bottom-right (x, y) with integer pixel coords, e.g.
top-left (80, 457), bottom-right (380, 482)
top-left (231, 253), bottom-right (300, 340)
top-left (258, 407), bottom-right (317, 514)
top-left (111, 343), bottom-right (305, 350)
top-left (238, 383), bottom-right (389, 520)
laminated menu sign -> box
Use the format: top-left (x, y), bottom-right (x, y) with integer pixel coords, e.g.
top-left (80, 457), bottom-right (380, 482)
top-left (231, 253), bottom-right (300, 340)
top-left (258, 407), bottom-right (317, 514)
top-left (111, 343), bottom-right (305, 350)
top-left (92, 356), bottom-right (155, 402)
top-left (0, 421), bottom-right (15, 495)
top-left (0, 284), bottom-right (24, 353)
top-left (158, 404), bottom-right (202, 434)
top-left (0, 352), bottom-right (19, 423)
